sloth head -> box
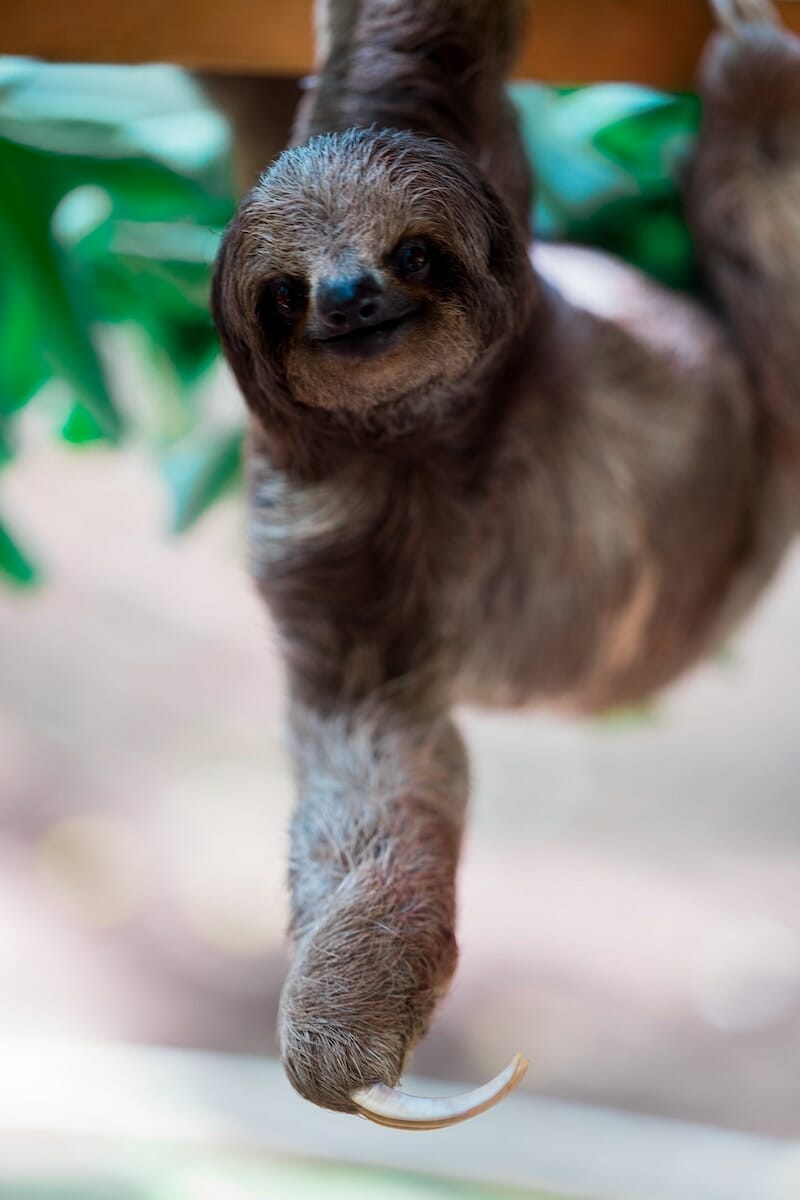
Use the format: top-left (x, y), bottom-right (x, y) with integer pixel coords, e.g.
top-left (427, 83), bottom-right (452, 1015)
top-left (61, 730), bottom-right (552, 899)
top-left (212, 127), bottom-right (532, 440)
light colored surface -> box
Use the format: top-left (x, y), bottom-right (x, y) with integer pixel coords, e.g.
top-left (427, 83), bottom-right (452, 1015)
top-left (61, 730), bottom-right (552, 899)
top-left (2, 1038), bottom-right (800, 1200)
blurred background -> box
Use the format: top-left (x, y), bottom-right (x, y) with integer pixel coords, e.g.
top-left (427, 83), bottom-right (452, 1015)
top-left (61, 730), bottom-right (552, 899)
top-left (1, 52), bottom-right (800, 1200)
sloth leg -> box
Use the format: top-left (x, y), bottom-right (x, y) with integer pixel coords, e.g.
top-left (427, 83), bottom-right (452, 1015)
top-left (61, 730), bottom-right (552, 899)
top-left (690, 3), bottom-right (800, 437)
top-left (278, 700), bottom-right (467, 1112)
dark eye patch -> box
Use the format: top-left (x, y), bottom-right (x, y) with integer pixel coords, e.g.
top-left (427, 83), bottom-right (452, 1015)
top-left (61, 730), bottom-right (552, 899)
top-left (393, 237), bottom-right (431, 282)
top-left (259, 275), bottom-right (308, 330)
top-left (388, 235), bottom-right (469, 300)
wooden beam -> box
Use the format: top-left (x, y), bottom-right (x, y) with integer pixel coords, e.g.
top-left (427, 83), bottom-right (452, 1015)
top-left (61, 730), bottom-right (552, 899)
top-left (3, 0), bottom-right (800, 88)
top-left (1, 0), bottom-right (314, 77)
top-left (516, 0), bottom-right (800, 88)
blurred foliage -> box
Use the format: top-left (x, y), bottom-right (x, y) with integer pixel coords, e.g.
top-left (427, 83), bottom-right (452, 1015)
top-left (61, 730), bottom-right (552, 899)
top-left (0, 59), bottom-right (702, 585)
top-left (0, 57), bottom-right (236, 582)
top-left (512, 83), bottom-right (700, 289)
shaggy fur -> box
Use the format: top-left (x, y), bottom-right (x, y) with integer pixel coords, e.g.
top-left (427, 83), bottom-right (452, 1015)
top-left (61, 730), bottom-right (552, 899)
top-left (211, 0), bottom-right (800, 1113)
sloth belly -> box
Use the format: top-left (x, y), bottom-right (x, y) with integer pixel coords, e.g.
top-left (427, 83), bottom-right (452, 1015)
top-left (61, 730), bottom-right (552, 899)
top-left (454, 493), bottom-right (756, 717)
top-left (454, 244), bottom-right (769, 713)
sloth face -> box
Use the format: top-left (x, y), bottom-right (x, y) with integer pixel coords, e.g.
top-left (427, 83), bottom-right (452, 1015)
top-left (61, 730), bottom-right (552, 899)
top-left (212, 128), bottom-right (527, 422)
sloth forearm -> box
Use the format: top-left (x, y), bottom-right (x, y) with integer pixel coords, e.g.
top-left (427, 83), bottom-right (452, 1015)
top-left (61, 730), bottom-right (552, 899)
top-left (298, 0), bottom-right (526, 153)
top-left (279, 698), bottom-right (468, 1111)
top-left (287, 698), bottom-right (469, 936)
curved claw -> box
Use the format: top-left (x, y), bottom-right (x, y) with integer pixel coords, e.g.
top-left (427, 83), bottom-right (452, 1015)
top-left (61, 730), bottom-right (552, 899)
top-left (350, 1052), bottom-right (529, 1131)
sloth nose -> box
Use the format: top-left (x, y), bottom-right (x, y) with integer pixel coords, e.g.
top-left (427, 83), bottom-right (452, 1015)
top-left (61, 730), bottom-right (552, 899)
top-left (315, 274), bottom-right (384, 335)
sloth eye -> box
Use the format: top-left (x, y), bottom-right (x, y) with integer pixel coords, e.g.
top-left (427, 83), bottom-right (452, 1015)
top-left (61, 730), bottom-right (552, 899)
top-left (394, 238), bottom-right (431, 282)
top-left (268, 275), bottom-right (307, 320)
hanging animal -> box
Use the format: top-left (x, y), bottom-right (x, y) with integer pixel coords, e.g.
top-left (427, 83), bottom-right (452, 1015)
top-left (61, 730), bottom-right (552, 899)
top-left (211, 0), bottom-right (800, 1127)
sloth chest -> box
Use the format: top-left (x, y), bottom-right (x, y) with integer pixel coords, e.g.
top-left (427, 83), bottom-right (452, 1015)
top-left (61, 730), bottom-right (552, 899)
top-left (246, 453), bottom-right (465, 662)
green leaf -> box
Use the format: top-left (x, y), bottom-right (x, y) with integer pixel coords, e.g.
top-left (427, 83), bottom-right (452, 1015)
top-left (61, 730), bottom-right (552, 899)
top-left (627, 209), bottom-right (696, 290)
top-left (0, 139), bottom-right (122, 440)
top-left (513, 85), bottom-right (669, 222)
top-left (0, 215), bottom-right (53, 414)
top-left (0, 60), bottom-right (234, 217)
top-left (60, 402), bottom-right (107, 444)
top-left (160, 426), bottom-right (243, 533)
top-left (511, 82), bottom-right (700, 288)
top-left (160, 319), bottom-right (219, 387)
top-left (0, 513), bottom-right (41, 586)
top-left (0, 57), bottom-right (236, 456)
top-left (594, 93), bottom-right (700, 185)
top-left (0, 418), bottom-right (14, 466)
top-left (0, 60), bottom-right (228, 163)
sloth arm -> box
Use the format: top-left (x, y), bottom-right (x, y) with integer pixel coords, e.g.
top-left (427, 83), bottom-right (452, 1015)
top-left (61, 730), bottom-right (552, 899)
top-left (277, 688), bottom-right (468, 1112)
top-left (297, 0), bottom-right (533, 229)
top-left (247, 444), bottom-right (472, 1111)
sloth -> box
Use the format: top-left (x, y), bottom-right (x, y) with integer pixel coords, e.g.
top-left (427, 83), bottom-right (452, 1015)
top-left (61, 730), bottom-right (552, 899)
top-left (211, 0), bottom-right (800, 1127)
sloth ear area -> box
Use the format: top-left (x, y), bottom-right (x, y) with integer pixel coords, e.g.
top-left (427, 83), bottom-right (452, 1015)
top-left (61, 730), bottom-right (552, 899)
top-left (210, 224), bottom-right (290, 424)
top-left (479, 179), bottom-right (529, 284)
top-left (210, 224), bottom-right (248, 355)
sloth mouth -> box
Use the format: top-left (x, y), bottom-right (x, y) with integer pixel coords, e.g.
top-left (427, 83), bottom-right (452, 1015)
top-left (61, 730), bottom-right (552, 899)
top-left (312, 309), bottom-right (421, 360)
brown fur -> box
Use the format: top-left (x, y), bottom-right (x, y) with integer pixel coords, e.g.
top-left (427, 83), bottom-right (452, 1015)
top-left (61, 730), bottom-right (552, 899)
top-left (211, 0), bottom-right (800, 1113)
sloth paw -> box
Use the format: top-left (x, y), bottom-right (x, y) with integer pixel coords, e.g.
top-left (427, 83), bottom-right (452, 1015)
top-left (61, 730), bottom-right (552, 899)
top-left (700, 0), bottom-right (800, 118)
top-left (278, 862), bottom-right (458, 1113)
top-left (710, 0), bottom-right (781, 33)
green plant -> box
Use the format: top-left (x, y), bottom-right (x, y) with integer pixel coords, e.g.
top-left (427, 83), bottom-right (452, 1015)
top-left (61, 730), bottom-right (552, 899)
top-left (512, 83), bottom-right (700, 288)
top-left (0, 57), bottom-right (236, 583)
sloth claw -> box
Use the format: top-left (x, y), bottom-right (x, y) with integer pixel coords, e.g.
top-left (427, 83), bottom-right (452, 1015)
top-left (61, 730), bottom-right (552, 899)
top-left (352, 1053), bottom-right (529, 1130)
